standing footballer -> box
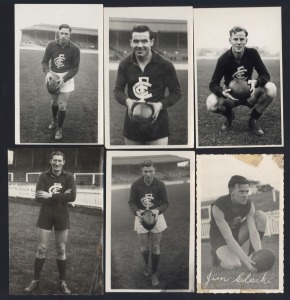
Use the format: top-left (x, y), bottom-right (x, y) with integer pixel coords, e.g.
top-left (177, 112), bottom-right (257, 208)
top-left (24, 151), bottom-right (76, 294)
top-left (206, 26), bottom-right (276, 136)
top-left (128, 160), bottom-right (169, 286)
top-left (42, 24), bottom-right (80, 141)
top-left (114, 25), bottom-right (182, 145)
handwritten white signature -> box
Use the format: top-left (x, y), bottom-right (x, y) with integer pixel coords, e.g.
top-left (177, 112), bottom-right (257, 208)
top-left (203, 270), bottom-right (272, 288)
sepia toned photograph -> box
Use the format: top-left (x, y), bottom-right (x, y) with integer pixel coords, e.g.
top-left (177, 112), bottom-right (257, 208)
top-left (196, 154), bottom-right (284, 293)
top-left (15, 4), bottom-right (103, 144)
top-left (104, 7), bottom-right (193, 148)
top-left (194, 7), bottom-right (283, 148)
top-left (106, 151), bottom-right (195, 291)
top-left (8, 147), bottom-right (104, 295)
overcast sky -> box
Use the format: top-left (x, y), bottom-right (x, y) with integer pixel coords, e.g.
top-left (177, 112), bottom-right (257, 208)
top-left (194, 7), bottom-right (281, 54)
top-left (197, 154), bottom-right (283, 200)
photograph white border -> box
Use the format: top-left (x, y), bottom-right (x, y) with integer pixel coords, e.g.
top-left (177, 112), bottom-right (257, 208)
top-left (106, 150), bottom-right (195, 292)
top-left (196, 154), bottom-right (284, 293)
top-left (15, 4), bottom-right (104, 145)
top-left (194, 7), bottom-right (284, 149)
top-left (104, 7), bottom-right (194, 149)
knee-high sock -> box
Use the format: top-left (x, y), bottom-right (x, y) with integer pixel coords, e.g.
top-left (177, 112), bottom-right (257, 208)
top-left (34, 258), bottom-right (45, 280)
top-left (57, 259), bottom-right (66, 281)
top-left (141, 250), bottom-right (149, 265)
top-left (52, 105), bottom-right (59, 119)
top-left (57, 110), bottom-right (66, 128)
top-left (250, 107), bottom-right (262, 120)
top-left (151, 253), bottom-right (160, 275)
top-left (248, 231), bottom-right (265, 255)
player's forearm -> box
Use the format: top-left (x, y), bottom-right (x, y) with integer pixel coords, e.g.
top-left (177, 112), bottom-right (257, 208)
top-left (249, 230), bottom-right (262, 252)
top-left (157, 201), bottom-right (169, 214)
top-left (113, 88), bottom-right (128, 106)
top-left (209, 59), bottom-right (226, 97)
top-left (254, 51), bottom-right (270, 87)
top-left (209, 83), bottom-right (225, 98)
top-left (41, 45), bottom-right (51, 73)
top-left (128, 200), bottom-right (139, 214)
top-left (160, 88), bottom-right (182, 109)
top-left (41, 61), bottom-right (50, 74)
top-left (52, 191), bottom-right (76, 203)
top-left (226, 238), bottom-right (249, 262)
top-left (63, 66), bottom-right (79, 82)
top-left (256, 74), bottom-right (270, 87)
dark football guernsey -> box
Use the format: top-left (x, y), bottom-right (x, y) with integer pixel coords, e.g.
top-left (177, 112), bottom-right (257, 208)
top-left (129, 177), bottom-right (169, 214)
top-left (209, 47), bottom-right (270, 98)
top-left (114, 50), bottom-right (182, 141)
top-left (35, 168), bottom-right (76, 206)
top-left (41, 39), bottom-right (80, 83)
top-left (36, 168), bottom-right (76, 230)
top-left (209, 194), bottom-right (251, 250)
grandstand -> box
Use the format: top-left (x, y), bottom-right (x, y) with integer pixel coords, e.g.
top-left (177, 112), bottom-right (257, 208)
top-left (109, 18), bottom-right (187, 62)
top-left (21, 24), bottom-right (98, 50)
top-left (8, 148), bottom-right (103, 208)
top-left (111, 155), bottom-right (189, 184)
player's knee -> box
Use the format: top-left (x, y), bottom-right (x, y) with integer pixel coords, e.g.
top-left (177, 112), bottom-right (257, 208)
top-left (206, 94), bottom-right (218, 112)
top-left (56, 242), bottom-right (66, 260)
top-left (151, 244), bottom-right (160, 255)
top-left (220, 258), bottom-right (241, 270)
top-left (36, 243), bottom-right (47, 258)
top-left (264, 82), bottom-right (277, 100)
top-left (141, 246), bottom-right (149, 253)
top-left (58, 103), bottom-right (67, 111)
top-left (255, 210), bottom-right (267, 231)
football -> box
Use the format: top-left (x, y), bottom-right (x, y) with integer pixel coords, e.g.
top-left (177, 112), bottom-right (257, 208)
top-left (132, 102), bottom-right (153, 122)
top-left (229, 79), bottom-right (251, 100)
top-left (46, 79), bottom-right (60, 95)
top-left (251, 248), bottom-right (275, 273)
top-left (141, 210), bottom-right (156, 230)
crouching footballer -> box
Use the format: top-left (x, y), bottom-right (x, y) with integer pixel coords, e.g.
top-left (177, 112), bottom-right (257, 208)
top-left (210, 175), bottom-right (267, 272)
top-left (24, 151), bottom-right (76, 294)
top-left (128, 160), bottom-right (169, 286)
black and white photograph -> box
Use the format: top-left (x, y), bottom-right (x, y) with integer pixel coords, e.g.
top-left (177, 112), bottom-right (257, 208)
top-left (196, 154), bottom-right (283, 293)
top-left (194, 7), bottom-right (283, 148)
top-left (106, 151), bottom-right (194, 291)
top-left (8, 147), bottom-right (104, 295)
top-left (15, 4), bottom-right (103, 144)
top-left (104, 7), bottom-right (193, 148)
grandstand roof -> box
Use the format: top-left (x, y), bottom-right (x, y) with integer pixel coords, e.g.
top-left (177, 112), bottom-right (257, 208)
top-left (21, 24), bottom-right (98, 36)
top-left (112, 155), bottom-right (188, 165)
top-left (109, 18), bottom-right (187, 33)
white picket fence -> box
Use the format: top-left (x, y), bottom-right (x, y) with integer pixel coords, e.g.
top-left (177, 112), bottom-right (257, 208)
top-left (8, 184), bottom-right (103, 209)
top-left (201, 210), bottom-right (280, 239)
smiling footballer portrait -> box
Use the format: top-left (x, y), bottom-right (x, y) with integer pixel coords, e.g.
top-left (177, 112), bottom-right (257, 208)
top-left (114, 24), bottom-right (182, 146)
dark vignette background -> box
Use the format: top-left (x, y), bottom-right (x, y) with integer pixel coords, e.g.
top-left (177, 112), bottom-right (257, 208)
top-left (0, 0), bottom-right (289, 299)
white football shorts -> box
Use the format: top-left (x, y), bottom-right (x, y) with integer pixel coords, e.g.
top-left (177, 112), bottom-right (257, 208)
top-left (134, 209), bottom-right (167, 234)
top-left (50, 70), bottom-right (75, 93)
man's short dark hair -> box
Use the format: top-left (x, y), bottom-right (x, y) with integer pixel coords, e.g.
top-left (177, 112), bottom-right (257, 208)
top-left (141, 160), bottom-right (155, 168)
top-left (228, 175), bottom-right (249, 189)
top-left (59, 24), bottom-right (72, 33)
top-left (229, 25), bottom-right (248, 37)
top-left (131, 25), bottom-right (153, 40)
top-left (50, 151), bottom-right (65, 160)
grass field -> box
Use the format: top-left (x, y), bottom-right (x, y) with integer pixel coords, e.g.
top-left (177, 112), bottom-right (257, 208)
top-left (109, 70), bottom-right (189, 145)
top-left (196, 59), bottom-right (282, 146)
top-left (19, 49), bottom-right (99, 143)
top-left (110, 183), bottom-right (190, 290)
top-left (9, 199), bottom-right (103, 295)
top-left (199, 235), bottom-right (280, 290)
